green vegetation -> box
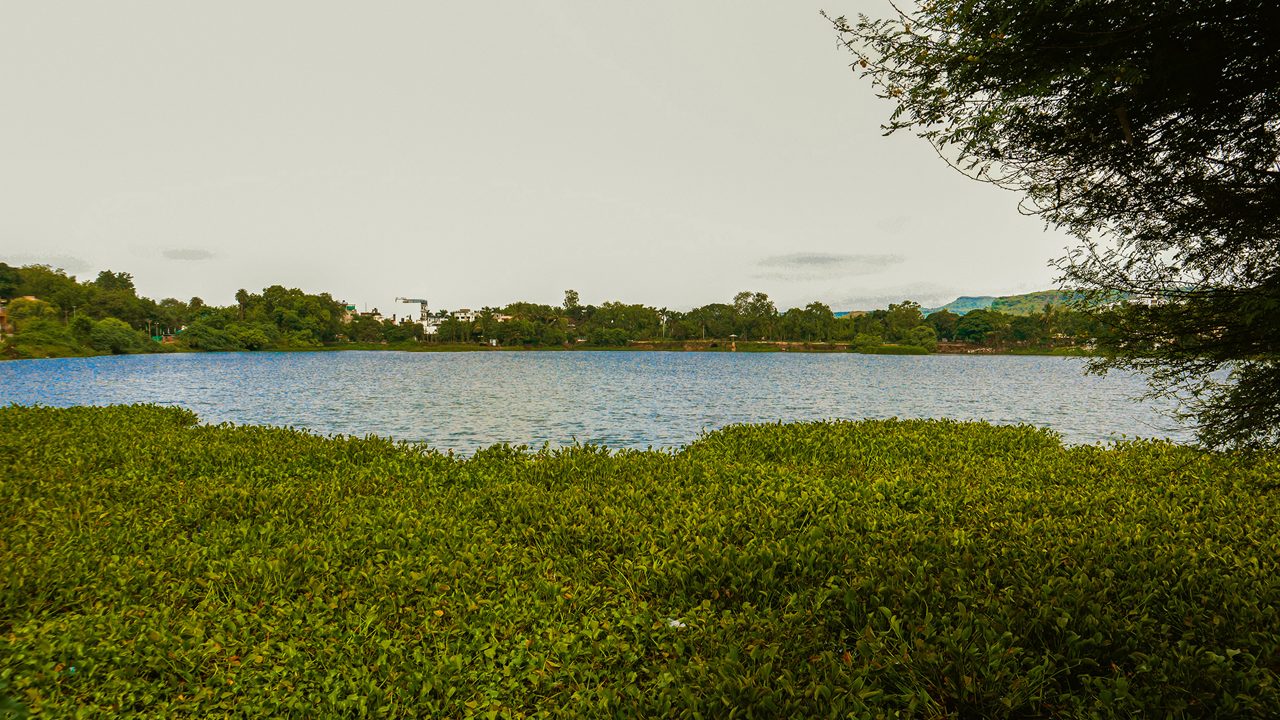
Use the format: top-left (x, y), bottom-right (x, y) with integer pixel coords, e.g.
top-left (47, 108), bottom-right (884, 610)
top-left (921, 295), bottom-right (995, 316)
top-left (3, 405), bottom-right (1279, 717)
top-left (1, 291), bottom-right (161, 360)
top-left (831, 1), bottom-right (1280, 449)
top-left (0, 264), bottom-right (408, 359)
top-left (991, 291), bottom-right (1082, 317)
top-left (853, 344), bottom-right (930, 356)
top-left (924, 291), bottom-right (1094, 318)
top-left (0, 261), bottom-right (1104, 360)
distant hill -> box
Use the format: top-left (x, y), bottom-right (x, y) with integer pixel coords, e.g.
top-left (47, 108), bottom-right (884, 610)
top-left (990, 290), bottom-right (1089, 315)
top-left (921, 295), bottom-right (996, 316)
top-left (830, 289), bottom-right (1127, 317)
top-left (923, 290), bottom-right (1088, 316)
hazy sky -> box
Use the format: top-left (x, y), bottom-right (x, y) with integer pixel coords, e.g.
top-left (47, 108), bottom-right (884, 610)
top-left (2, 2), bottom-right (1071, 313)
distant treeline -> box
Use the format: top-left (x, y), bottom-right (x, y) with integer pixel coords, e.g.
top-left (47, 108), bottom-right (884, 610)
top-left (0, 262), bottom-right (1107, 359)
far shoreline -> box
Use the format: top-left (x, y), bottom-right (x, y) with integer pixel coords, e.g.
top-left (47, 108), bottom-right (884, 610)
top-left (2, 339), bottom-right (1095, 361)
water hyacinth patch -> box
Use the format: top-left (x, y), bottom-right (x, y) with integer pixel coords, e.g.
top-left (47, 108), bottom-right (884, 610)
top-left (1, 405), bottom-right (1278, 717)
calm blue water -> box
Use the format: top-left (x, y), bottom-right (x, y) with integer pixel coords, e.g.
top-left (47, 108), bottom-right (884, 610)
top-left (0, 351), bottom-right (1190, 451)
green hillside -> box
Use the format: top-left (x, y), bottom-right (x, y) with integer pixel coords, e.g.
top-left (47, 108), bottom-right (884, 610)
top-left (990, 290), bottom-right (1085, 315)
top-left (921, 295), bottom-right (996, 315)
top-left (924, 290), bottom-right (1094, 316)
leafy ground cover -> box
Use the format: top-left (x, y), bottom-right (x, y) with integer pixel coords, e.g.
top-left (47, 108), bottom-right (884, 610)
top-left (2, 406), bottom-right (1279, 717)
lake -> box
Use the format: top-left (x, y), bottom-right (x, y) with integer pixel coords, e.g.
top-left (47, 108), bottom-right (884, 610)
top-left (0, 350), bottom-right (1191, 452)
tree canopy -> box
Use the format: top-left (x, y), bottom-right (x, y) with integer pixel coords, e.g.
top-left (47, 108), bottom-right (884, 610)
top-left (830, 0), bottom-right (1280, 447)
top-left (2, 260), bottom-right (1106, 359)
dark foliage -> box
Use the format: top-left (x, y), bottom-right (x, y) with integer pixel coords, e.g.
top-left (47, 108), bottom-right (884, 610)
top-left (830, 1), bottom-right (1280, 447)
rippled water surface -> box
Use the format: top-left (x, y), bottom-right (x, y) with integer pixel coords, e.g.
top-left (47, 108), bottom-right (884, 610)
top-left (0, 351), bottom-right (1191, 451)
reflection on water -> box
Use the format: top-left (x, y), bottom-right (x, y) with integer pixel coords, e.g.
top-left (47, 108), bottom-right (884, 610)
top-left (0, 350), bottom-right (1190, 452)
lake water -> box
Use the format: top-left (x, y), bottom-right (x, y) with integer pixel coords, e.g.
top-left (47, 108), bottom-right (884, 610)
top-left (0, 351), bottom-right (1191, 452)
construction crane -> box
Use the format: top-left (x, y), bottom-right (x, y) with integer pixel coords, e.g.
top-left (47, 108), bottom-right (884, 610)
top-left (396, 297), bottom-right (430, 322)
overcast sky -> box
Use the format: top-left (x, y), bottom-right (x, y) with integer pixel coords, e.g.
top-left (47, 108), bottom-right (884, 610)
top-left (1, 1), bottom-right (1071, 313)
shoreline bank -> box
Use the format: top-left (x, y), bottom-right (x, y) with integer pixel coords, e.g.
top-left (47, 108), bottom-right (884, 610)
top-left (2, 339), bottom-right (1095, 361)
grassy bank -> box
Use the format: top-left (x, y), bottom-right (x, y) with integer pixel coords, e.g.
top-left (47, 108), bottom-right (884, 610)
top-left (2, 406), bottom-right (1278, 717)
top-left (994, 346), bottom-right (1095, 358)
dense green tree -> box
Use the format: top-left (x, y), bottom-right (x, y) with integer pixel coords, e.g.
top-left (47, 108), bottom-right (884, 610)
top-left (733, 291), bottom-right (778, 340)
top-left (1052, 307), bottom-right (1102, 343)
top-left (90, 318), bottom-right (144, 354)
top-left (156, 298), bottom-right (194, 331)
top-left (494, 318), bottom-right (537, 346)
top-left (831, 1), bottom-right (1280, 446)
top-left (926, 310), bottom-right (959, 342)
top-left (849, 311), bottom-right (886, 340)
top-left (955, 309), bottom-right (1002, 345)
top-left (584, 302), bottom-right (660, 341)
top-left (503, 302), bottom-right (554, 322)
top-left (562, 289), bottom-right (581, 324)
top-left (1010, 314), bottom-right (1048, 345)
top-left (93, 270), bottom-right (136, 294)
top-left (678, 303), bottom-right (737, 340)
top-left (70, 314), bottom-right (95, 342)
top-left (778, 302), bottom-right (838, 342)
top-left (779, 308), bottom-right (807, 341)
top-left (851, 333), bottom-right (883, 353)
top-left (804, 302), bottom-right (837, 342)
top-left (589, 327), bottom-right (630, 347)
top-left (229, 323), bottom-right (276, 350)
top-left (181, 322), bottom-right (242, 352)
top-left (832, 314), bottom-right (859, 342)
top-left (539, 322), bottom-right (567, 346)
top-left (908, 325), bottom-right (938, 352)
top-left (883, 301), bottom-right (924, 343)
top-left (348, 315), bottom-right (386, 343)
top-left (235, 289), bottom-right (251, 320)
top-left (92, 288), bottom-right (155, 328)
top-left (432, 314), bottom-right (473, 344)
top-left (375, 319), bottom-right (417, 344)
top-left (6, 297), bottom-right (58, 325)
top-left (0, 263), bottom-right (20, 299)
top-left (14, 266), bottom-right (91, 315)
top-left (5, 318), bottom-right (80, 357)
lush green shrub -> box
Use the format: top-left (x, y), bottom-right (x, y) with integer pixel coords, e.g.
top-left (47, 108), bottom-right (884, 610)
top-left (908, 324), bottom-right (938, 352)
top-left (589, 327), bottom-right (630, 346)
top-left (851, 339), bottom-right (931, 355)
top-left (227, 322), bottom-right (276, 351)
top-left (2, 406), bottom-right (1279, 717)
top-left (851, 332), bottom-right (883, 353)
top-left (89, 317), bottom-right (144, 354)
top-left (874, 344), bottom-right (931, 355)
top-left (69, 314), bottom-right (95, 342)
top-left (274, 329), bottom-right (321, 348)
top-left (2, 318), bottom-right (85, 359)
top-left (179, 322), bottom-right (244, 352)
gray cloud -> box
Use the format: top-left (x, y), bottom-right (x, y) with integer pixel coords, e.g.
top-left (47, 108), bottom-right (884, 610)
top-left (162, 248), bottom-right (215, 261)
top-left (754, 252), bottom-right (905, 281)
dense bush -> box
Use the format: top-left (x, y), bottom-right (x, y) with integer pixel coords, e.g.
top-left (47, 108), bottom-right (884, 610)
top-left (2, 319), bottom-right (84, 359)
top-left (908, 325), bottom-right (938, 353)
top-left (2, 406), bottom-right (1279, 717)
top-left (88, 318), bottom-right (145, 354)
top-left (588, 328), bottom-right (630, 347)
